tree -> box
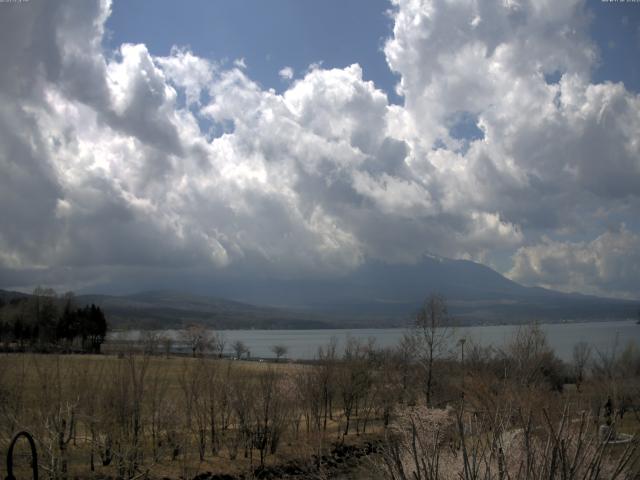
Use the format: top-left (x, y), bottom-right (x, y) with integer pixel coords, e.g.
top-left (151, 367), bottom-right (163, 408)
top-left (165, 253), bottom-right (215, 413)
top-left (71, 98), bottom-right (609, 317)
top-left (141, 331), bottom-right (162, 355)
top-left (294, 368), bottom-right (324, 435)
top-left (33, 355), bottom-right (78, 480)
top-left (180, 325), bottom-right (212, 357)
top-left (410, 294), bottom-right (452, 407)
top-left (232, 340), bottom-right (248, 360)
top-left (178, 360), bottom-right (209, 460)
top-left (337, 337), bottom-right (372, 435)
top-left (211, 332), bottom-right (226, 358)
top-left (79, 304), bottom-right (107, 353)
top-left (251, 368), bottom-right (289, 465)
top-left (0, 289), bottom-right (109, 353)
top-left (56, 293), bottom-right (79, 350)
top-left (572, 341), bottom-right (592, 391)
top-left (160, 335), bottom-right (174, 358)
top-left (503, 323), bottom-right (565, 391)
top-left (271, 344), bottom-right (288, 362)
top-left (31, 287), bottom-right (59, 345)
top-left (317, 337), bottom-right (338, 430)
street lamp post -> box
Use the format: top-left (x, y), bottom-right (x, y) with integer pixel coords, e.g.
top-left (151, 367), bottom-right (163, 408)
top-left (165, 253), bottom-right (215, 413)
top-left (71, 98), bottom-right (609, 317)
top-left (459, 338), bottom-right (466, 399)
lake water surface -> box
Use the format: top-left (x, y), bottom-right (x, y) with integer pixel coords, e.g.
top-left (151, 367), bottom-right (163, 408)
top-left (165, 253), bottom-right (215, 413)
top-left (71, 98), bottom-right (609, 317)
top-left (111, 320), bottom-right (640, 362)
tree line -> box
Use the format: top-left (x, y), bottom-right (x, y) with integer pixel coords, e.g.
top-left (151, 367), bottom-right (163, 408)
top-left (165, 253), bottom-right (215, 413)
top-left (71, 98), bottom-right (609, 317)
top-left (0, 287), bottom-right (108, 353)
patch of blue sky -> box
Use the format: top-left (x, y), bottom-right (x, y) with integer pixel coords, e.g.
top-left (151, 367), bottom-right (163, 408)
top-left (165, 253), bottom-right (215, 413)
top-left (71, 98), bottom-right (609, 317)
top-left (105, 0), bottom-right (402, 102)
top-left (203, 118), bottom-right (235, 141)
top-left (104, 0), bottom-right (639, 148)
top-left (587, 0), bottom-right (640, 93)
top-left (447, 111), bottom-right (484, 154)
top-left (544, 70), bottom-right (563, 85)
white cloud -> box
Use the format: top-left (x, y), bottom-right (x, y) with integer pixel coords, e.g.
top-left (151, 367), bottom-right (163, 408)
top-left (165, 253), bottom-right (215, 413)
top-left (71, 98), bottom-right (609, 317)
top-left (508, 226), bottom-right (640, 299)
top-left (278, 66), bottom-right (294, 81)
top-left (0, 0), bottom-right (639, 298)
top-left (382, 0), bottom-right (640, 275)
top-left (156, 47), bottom-right (215, 107)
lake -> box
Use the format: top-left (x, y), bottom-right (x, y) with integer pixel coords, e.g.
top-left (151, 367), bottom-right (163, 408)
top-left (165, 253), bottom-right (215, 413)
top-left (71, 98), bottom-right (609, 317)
top-left (109, 320), bottom-right (640, 362)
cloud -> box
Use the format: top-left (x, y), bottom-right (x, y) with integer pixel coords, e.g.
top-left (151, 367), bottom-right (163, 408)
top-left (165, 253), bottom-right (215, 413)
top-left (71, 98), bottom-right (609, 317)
top-left (156, 47), bottom-right (215, 107)
top-left (508, 226), bottom-right (640, 299)
top-left (382, 0), bottom-right (640, 274)
top-left (278, 66), bottom-right (294, 81)
top-left (0, 0), bottom-right (638, 299)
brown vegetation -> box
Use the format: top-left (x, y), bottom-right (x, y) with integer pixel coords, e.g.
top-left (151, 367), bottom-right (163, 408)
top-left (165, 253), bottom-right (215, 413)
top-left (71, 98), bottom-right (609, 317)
top-left (1, 316), bottom-right (640, 479)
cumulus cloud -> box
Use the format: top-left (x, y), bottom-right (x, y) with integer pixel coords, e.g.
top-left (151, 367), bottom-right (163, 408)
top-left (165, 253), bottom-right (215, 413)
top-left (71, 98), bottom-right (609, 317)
top-left (156, 47), bottom-right (215, 107)
top-left (0, 0), bottom-right (638, 299)
top-left (384, 0), bottom-right (640, 218)
top-left (278, 66), bottom-right (294, 81)
top-left (508, 226), bottom-right (640, 299)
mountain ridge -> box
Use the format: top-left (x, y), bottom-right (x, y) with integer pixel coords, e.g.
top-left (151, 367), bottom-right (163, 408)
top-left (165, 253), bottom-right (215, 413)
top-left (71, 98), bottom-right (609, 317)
top-left (1, 256), bottom-right (637, 328)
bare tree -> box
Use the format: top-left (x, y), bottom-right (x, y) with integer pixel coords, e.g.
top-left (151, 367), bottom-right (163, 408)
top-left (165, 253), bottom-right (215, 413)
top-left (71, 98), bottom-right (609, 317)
top-left (378, 401), bottom-right (640, 480)
top-left (141, 331), bottom-right (161, 355)
top-left (179, 359), bottom-right (209, 461)
top-left (504, 323), bottom-right (563, 390)
top-left (160, 334), bottom-right (174, 358)
top-left (410, 294), bottom-right (453, 406)
top-left (295, 369), bottom-right (324, 434)
top-left (229, 370), bottom-right (255, 461)
top-left (76, 360), bottom-right (106, 472)
top-left (317, 336), bottom-right (338, 430)
top-left (180, 325), bottom-right (213, 357)
top-left (337, 337), bottom-right (372, 436)
top-left (145, 362), bottom-right (171, 462)
top-left (97, 353), bottom-right (150, 478)
top-left (271, 344), bottom-right (288, 362)
top-left (376, 347), bottom-right (406, 427)
top-left (212, 331), bottom-right (226, 358)
top-left (251, 368), bottom-right (290, 465)
top-left (573, 341), bottom-right (592, 392)
top-left (33, 355), bottom-right (78, 480)
top-left (232, 340), bottom-right (248, 360)
top-left (394, 334), bottom-right (419, 406)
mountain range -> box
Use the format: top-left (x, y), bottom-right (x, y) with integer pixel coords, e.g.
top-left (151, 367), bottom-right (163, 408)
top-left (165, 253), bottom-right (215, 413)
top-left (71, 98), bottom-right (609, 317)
top-left (1, 256), bottom-right (637, 329)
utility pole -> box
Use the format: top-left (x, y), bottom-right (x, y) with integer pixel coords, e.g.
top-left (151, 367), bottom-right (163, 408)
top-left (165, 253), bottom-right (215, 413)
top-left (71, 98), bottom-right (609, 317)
top-left (459, 338), bottom-right (466, 399)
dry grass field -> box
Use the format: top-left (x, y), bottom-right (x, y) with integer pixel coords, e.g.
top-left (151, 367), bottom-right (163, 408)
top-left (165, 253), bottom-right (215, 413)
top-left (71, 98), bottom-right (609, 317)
top-left (2, 324), bottom-right (640, 480)
top-left (0, 352), bottom-right (383, 480)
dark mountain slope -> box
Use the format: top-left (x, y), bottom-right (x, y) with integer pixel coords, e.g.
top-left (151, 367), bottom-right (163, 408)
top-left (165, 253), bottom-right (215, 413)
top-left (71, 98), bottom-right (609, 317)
top-left (75, 291), bottom-right (335, 329)
top-left (2, 255), bottom-right (637, 328)
top-left (196, 256), bottom-right (637, 323)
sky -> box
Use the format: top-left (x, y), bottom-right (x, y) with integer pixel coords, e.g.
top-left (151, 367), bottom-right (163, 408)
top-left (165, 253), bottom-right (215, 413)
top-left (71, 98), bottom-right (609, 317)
top-left (0, 0), bottom-right (639, 300)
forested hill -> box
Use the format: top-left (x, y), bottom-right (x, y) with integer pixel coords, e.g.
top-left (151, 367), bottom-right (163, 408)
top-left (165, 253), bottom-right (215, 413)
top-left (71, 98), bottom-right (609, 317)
top-left (78, 291), bottom-right (342, 329)
top-left (0, 289), bottom-right (337, 330)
